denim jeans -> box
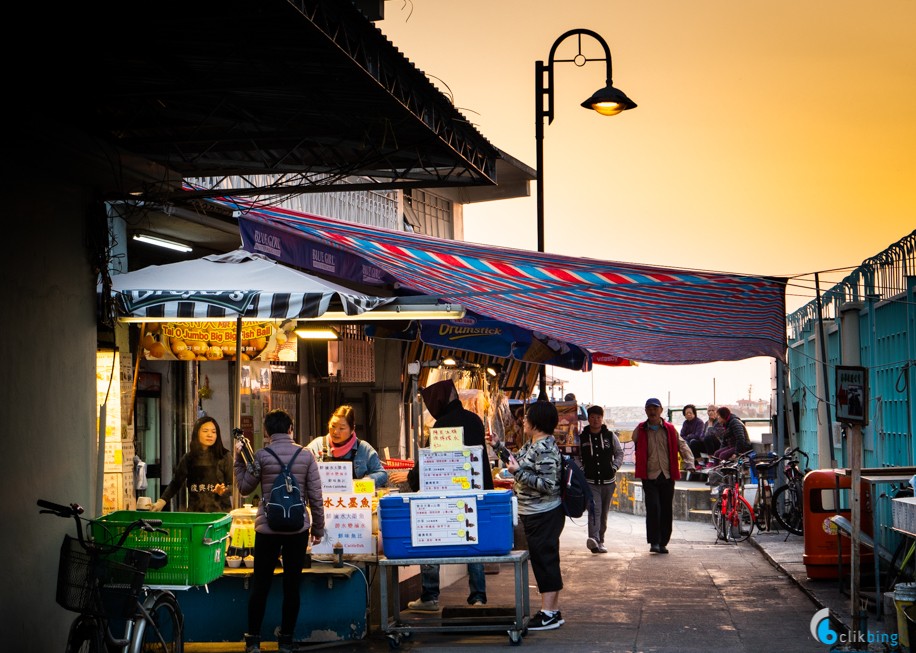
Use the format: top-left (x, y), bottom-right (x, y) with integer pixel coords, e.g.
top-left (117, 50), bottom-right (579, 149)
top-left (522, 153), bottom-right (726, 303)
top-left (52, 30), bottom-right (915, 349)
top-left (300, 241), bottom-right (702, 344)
top-left (420, 562), bottom-right (487, 604)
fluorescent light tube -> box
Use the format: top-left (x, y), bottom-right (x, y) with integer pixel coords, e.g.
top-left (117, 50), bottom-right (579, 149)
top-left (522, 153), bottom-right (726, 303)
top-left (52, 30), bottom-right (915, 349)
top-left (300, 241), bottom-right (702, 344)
top-left (133, 233), bottom-right (193, 253)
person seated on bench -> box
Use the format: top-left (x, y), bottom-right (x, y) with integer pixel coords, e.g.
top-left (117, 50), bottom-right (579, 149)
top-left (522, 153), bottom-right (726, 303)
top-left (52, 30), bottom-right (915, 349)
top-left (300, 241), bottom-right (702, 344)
top-left (712, 407), bottom-right (752, 461)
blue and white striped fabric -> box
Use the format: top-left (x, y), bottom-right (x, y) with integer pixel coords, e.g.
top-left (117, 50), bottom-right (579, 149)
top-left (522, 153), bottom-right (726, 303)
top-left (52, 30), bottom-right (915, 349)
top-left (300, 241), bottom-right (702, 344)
top-left (215, 198), bottom-right (787, 364)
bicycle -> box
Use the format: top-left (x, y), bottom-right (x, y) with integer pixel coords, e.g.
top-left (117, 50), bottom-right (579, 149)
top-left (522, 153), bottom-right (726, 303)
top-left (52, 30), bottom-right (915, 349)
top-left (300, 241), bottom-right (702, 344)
top-left (707, 455), bottom-right (755, 543)
top-left (38, 499), bottom-right (184, 653)
top-left (750, 452), bottom-right (780, 532)
top-left (771, 447), bottom-right (810, 536)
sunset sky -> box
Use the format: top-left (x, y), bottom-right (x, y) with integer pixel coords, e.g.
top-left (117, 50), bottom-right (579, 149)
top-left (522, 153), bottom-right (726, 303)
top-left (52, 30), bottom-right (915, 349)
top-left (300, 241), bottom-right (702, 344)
top-left (380, 1), bottom-right (916, 408)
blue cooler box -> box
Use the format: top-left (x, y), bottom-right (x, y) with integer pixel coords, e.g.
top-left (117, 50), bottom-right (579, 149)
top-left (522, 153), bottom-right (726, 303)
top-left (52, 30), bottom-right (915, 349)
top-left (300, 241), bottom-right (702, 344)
top-left (379, 489), bottom-right (515, 558)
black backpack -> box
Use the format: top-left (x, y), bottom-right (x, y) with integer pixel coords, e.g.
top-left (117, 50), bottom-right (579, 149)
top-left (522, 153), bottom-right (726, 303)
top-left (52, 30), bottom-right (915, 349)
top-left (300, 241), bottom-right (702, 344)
top-left (263, 447), bottom-right (306, 532)
top-left (560, 454), bottom-right (593, 519)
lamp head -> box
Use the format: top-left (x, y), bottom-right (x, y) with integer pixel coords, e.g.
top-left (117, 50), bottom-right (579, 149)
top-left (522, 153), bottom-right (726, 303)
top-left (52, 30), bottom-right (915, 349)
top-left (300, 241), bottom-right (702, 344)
top-left (581, 83), bottom-right (637, 116)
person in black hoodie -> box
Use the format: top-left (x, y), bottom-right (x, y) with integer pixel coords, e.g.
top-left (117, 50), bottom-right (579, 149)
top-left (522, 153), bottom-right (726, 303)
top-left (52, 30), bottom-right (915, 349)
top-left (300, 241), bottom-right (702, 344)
top-left (579, 405), bottom-right (624, 554)
top-left (403, 379), bottom-right (493, 610)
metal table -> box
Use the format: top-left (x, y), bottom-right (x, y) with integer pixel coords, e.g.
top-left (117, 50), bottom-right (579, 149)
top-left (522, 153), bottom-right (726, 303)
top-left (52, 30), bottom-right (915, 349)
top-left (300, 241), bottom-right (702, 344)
top-left (376, 550), bottom-right (530, 647)
top-left (834, 468), bottom-right (916, 619)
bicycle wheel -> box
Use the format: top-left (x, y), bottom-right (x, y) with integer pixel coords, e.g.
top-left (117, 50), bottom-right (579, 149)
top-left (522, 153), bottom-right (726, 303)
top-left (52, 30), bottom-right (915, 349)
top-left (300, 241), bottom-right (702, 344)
top-left (754, 484), bottom-right (773, 531)
top-left (133, 591), bottom-right (183, 653)
top-left (773, 483), bottom-right (804, 535)
top-left (712, 495), bottom-right (728, 541)
top-left (65, 616), bottom-right (105, 653)
top-left (753, 484), bottom-right (767, 531)
top-left (728, 497), bottom-right (755, 543)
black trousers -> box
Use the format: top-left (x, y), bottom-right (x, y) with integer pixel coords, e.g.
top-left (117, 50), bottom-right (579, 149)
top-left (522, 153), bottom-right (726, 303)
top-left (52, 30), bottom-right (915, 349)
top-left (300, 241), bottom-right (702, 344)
top-left (520, 505), bottom-right (566, 593)
top-left (248, 530), bottom-right (309, 636)
top-left (641, 474), bottom-right (675, 546)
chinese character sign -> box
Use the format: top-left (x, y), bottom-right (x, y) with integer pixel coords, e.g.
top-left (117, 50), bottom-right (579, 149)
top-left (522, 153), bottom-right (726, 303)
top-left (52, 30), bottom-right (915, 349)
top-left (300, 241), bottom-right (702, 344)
top-left (836, 365), bottom-right (869, 425)
top-left (310, 492), bottom-right (374, 555)
top-left (429, 426), bottom-right (464, 451)
top-left (317, 461), bottom-right (354, 494)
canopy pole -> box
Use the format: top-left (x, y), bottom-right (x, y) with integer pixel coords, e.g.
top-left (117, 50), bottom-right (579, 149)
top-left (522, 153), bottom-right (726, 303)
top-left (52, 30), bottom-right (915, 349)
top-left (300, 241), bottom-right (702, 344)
top-left (232, 317), bottom-right (243, 510)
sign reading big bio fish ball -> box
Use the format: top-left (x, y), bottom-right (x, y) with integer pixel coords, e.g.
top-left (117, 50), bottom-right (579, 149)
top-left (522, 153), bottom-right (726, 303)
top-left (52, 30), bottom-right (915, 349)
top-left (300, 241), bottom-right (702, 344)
top-left (139, 321), bottom-right (297, 362)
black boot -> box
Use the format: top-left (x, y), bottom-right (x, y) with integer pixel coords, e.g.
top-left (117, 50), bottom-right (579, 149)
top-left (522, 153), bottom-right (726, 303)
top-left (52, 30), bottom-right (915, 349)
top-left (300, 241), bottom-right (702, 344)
top-left (278, 632), bottom-right (294, 653)
top-left (244, 633), bottom-right (260, 653)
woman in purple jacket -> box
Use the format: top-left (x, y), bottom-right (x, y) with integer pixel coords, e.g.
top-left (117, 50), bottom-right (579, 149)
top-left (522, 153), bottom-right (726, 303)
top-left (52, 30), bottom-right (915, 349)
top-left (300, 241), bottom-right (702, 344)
top-left (235, 409), bottom-right (325, 653)
top-left (680, 404), bottom-right (707, 462)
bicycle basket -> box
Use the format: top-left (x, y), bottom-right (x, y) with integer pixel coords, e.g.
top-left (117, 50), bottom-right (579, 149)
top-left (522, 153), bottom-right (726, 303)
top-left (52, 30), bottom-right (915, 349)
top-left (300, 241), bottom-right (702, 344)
top-left (57, 535), bottom-right (150, 620)
top-left (706, 465), bottom-right (735, 487)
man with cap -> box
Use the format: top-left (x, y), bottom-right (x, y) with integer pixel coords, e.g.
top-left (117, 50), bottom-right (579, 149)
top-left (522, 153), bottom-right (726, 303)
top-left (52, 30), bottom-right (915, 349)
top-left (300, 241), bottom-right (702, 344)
top-left (631, 397), bottom-right (695, 554)
top-left (402, 379), bottom-right (493, 610)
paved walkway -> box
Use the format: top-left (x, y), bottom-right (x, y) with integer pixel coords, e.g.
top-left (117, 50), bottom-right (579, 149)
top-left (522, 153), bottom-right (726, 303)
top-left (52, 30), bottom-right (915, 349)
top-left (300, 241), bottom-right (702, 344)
top-left (183, 487), bottom-right (899, 652)
top-left (359, 512), bottom-right (899, 652)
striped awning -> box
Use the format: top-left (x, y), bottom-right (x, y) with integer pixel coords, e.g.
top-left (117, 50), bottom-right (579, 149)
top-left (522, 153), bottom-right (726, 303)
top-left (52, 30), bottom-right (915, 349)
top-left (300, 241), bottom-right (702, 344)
top-left (225, 201), bottom-right (787, 364)
top-left (111, 249), bottom-right (395, 321)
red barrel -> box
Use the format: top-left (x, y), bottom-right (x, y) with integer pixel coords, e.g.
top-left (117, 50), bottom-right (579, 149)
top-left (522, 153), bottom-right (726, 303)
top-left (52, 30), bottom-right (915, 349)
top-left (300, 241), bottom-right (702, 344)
top-left (802, 469), bottom-right (873, 579)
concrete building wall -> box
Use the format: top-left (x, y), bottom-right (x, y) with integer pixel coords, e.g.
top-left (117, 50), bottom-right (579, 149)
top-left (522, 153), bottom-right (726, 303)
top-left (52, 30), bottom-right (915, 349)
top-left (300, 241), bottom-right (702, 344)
top-left (2, 181), bottom-right (99, 651)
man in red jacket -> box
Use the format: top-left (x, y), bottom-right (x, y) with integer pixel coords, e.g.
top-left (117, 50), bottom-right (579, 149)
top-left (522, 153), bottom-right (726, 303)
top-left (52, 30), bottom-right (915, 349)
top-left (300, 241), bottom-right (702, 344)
top-left (632, 398), bottom-right (695, 554)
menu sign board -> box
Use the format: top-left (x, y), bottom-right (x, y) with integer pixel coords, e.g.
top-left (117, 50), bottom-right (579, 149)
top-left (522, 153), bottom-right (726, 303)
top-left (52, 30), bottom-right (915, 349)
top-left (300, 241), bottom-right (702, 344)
top-left (310, 492), bottom-right (374, 555)
top-left (140, 321), bottom-right (297, 362)
top-left (418, 446), bottom-right (485, 491)
top-left (409, 495), bottom-right (480, 548)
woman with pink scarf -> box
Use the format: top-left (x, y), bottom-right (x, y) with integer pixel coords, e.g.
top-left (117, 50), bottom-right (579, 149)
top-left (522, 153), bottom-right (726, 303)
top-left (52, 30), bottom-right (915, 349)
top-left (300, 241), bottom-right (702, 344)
top-left (306, 404), bottom-right (388, 488)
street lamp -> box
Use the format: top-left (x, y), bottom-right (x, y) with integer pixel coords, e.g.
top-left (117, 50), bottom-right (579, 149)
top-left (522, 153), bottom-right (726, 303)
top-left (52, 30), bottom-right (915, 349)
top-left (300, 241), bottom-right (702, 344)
top-left (535, 28), bottom-right (636, 396)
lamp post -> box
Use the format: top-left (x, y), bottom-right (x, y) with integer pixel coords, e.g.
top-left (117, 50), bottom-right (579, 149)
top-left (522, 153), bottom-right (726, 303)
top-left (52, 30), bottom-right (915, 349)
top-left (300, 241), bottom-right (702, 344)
top-left (535, 28), bottom-right (636, 397)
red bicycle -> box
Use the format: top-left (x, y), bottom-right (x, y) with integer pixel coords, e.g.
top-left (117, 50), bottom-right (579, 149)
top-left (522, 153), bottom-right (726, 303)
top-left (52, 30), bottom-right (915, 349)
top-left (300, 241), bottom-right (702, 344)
top-left (708, 456), bottom-right (756, 543)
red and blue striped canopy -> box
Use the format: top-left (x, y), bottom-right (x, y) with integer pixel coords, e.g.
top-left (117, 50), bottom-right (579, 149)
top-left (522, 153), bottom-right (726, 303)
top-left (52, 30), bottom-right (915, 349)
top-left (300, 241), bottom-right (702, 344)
top-left (225, 200), bottom-right (786, 364)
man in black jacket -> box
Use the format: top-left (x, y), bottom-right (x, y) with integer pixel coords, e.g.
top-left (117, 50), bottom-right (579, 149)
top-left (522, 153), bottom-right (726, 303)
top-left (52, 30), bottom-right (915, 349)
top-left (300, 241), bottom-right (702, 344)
top-left (579, 405), bottom-right (624, 554)
top-left (405, 379), bottom-right (493, 610)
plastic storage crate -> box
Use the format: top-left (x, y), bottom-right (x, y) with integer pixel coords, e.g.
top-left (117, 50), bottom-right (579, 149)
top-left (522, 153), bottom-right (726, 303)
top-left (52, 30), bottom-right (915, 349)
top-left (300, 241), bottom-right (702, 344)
top-left (92, 511), bottom-right (231, 586)
top-left (382, 458), bottom-right (415, 470)
top-left (379, 489), bottom-right (514, 558)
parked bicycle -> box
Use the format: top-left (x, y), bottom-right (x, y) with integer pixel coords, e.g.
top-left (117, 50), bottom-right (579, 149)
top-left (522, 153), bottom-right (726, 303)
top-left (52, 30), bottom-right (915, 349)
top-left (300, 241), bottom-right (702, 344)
top-left (38, 499), bottom-right (184, 653)
top-left (707, 455), bottom-right (756, 543)
top-left (771, 447), bottom-right (810, 536)
top-left (751, 452), bottom-right (780, 532)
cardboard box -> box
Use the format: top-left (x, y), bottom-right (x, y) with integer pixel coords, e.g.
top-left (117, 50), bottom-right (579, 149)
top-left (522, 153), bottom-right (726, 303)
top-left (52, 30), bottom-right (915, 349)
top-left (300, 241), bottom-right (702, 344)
top-left (379, 489), bottom-right (515, 558)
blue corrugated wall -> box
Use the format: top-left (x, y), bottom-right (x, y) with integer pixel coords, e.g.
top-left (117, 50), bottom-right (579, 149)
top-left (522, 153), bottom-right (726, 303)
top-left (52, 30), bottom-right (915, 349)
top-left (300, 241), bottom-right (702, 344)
top-left (786, 231), bottom-right (916, 553)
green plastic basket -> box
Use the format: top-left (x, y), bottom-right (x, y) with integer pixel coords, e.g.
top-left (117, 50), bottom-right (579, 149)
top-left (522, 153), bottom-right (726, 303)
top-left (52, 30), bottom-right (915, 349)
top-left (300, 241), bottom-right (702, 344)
top-left (92, 511), bottom-right (231, 586)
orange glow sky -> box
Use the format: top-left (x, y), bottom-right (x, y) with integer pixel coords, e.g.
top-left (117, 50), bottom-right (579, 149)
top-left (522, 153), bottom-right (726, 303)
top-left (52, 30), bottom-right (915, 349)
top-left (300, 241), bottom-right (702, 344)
top-left (380, 1), bottom-right (916, 409)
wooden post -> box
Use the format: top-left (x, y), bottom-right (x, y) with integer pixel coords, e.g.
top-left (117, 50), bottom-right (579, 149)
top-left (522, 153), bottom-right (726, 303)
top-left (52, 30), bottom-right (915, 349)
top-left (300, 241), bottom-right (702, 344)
top-left (850, 423), bottom-right (863, 648)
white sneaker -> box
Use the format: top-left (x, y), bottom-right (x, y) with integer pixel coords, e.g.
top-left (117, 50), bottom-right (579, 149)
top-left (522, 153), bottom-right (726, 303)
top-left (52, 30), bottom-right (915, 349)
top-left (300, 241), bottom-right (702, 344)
top-left (586, 537), bottom-right (599, 552)
top-left (407, 598), bottom-right (439, 612)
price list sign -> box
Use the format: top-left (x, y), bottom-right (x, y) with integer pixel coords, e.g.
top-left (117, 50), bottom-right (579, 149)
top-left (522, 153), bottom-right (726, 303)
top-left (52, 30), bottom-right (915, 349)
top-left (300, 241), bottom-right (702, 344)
top-left (418, 446), bottom-right (485, 491)
top-left (409, 495), bottom-right (480, 547)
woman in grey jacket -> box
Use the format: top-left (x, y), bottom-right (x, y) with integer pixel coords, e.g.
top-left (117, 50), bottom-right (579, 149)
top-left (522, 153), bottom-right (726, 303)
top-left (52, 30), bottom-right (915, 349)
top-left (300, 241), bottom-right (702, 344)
top-left (492, 400), bottom-right (565, 631)
top-left (235, 409), bottom-right (325, 653)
